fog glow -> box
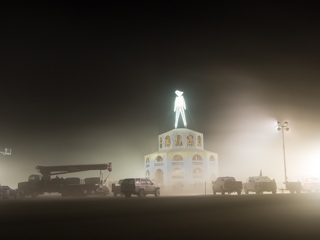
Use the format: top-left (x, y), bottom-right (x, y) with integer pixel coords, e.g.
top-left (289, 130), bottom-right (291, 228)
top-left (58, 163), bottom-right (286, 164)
top-left (301, 147), bottom-right (320, 178)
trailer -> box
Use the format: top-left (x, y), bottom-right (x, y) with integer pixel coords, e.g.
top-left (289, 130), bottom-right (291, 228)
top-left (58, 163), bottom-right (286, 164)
top-left (17, 163), bottom-right (112, 198)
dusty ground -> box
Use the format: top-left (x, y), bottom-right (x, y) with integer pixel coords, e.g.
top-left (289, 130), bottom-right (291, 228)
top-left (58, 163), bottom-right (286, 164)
top-left (1, 193), bottom-right (320, 239)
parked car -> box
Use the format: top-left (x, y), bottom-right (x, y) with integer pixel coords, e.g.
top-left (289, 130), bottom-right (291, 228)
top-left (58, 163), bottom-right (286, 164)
top-left (121, 178), bottom-right (160, 198)
top-left (0, 185), bottom-right (17, 199)
top-left (212, 176), bottom-right (242, 195)
top-left (243, 176), bottom-right (277, 194)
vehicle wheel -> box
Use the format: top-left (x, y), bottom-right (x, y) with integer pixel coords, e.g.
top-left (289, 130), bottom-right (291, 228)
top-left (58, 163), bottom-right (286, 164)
top-left (124, 193), bottom-right (131, 198)
top-left (244, 188), bottom-right (249, 195)
top-left (154, 188), bottom-right (160, 197)
top-left (237, 191), bottom-right (241, 195)
top-left (139, 189), bottom-right (146, 198)
top-left (221, 191), bottom-right (225, 195)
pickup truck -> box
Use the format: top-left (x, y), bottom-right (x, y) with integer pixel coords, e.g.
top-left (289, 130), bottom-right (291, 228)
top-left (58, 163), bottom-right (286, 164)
top-left (243, 176), bottom-right (277, 194)
top-left (212, 176), bottom-right (242, 195)
top-left (111, 179), bottom-right (123, 197)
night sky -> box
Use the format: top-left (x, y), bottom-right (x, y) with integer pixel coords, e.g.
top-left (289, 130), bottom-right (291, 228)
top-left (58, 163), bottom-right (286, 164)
top-left (1, 1), bottom-right (320, 187)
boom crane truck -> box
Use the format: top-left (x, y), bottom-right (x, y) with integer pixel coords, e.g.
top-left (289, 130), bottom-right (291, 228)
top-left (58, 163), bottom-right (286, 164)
top-left (16, 163), bottom-right (112, 198)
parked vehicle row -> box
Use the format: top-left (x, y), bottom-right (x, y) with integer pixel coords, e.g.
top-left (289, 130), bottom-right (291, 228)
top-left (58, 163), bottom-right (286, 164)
top-left (5, 174), bottom-right (318, 199)
top-left (212, 175), bottom-right (277, 195)
top-left (0, 177), bottom-right (161, 199)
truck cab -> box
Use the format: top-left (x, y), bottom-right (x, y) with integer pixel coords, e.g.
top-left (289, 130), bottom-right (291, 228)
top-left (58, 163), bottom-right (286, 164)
top-left (29, 174), bottom-right (42, 181)
top-left (17, 174), bottom-right (63, 198)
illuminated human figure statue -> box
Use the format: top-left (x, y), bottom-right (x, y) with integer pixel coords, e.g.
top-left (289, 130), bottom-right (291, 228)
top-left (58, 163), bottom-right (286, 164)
top-left (174, 90), bottom-right (187, 128)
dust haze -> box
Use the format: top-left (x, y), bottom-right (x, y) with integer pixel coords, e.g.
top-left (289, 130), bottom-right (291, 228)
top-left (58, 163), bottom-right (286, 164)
top-left (2, 62), bottom-right (320, 191)
top-left (1, 2), bottom-right (320, 192)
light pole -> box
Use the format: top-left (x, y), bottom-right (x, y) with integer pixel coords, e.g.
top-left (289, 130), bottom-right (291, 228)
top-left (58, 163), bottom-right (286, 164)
top-left (277, 121), bottom-right (289, 186)
top-left (0, 148), bottom-right (11, 156)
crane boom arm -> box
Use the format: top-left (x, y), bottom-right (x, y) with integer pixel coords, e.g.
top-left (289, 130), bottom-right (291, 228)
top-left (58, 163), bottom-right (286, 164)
top-left (35, 163), bottom-right (112, 177)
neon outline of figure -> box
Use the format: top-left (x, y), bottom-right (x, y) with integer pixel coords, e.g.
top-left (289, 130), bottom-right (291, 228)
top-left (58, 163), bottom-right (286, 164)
top-left (174, 90), bottom-right (187, 128)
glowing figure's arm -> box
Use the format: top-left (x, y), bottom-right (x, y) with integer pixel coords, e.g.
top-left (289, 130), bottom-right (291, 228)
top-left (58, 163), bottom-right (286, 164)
top-left (182, 97), bottom-right (186, 110)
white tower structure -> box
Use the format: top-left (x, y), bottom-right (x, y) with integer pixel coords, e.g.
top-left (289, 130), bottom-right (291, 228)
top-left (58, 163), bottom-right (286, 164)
top-left (144, 91), bottom-right (218, 193)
